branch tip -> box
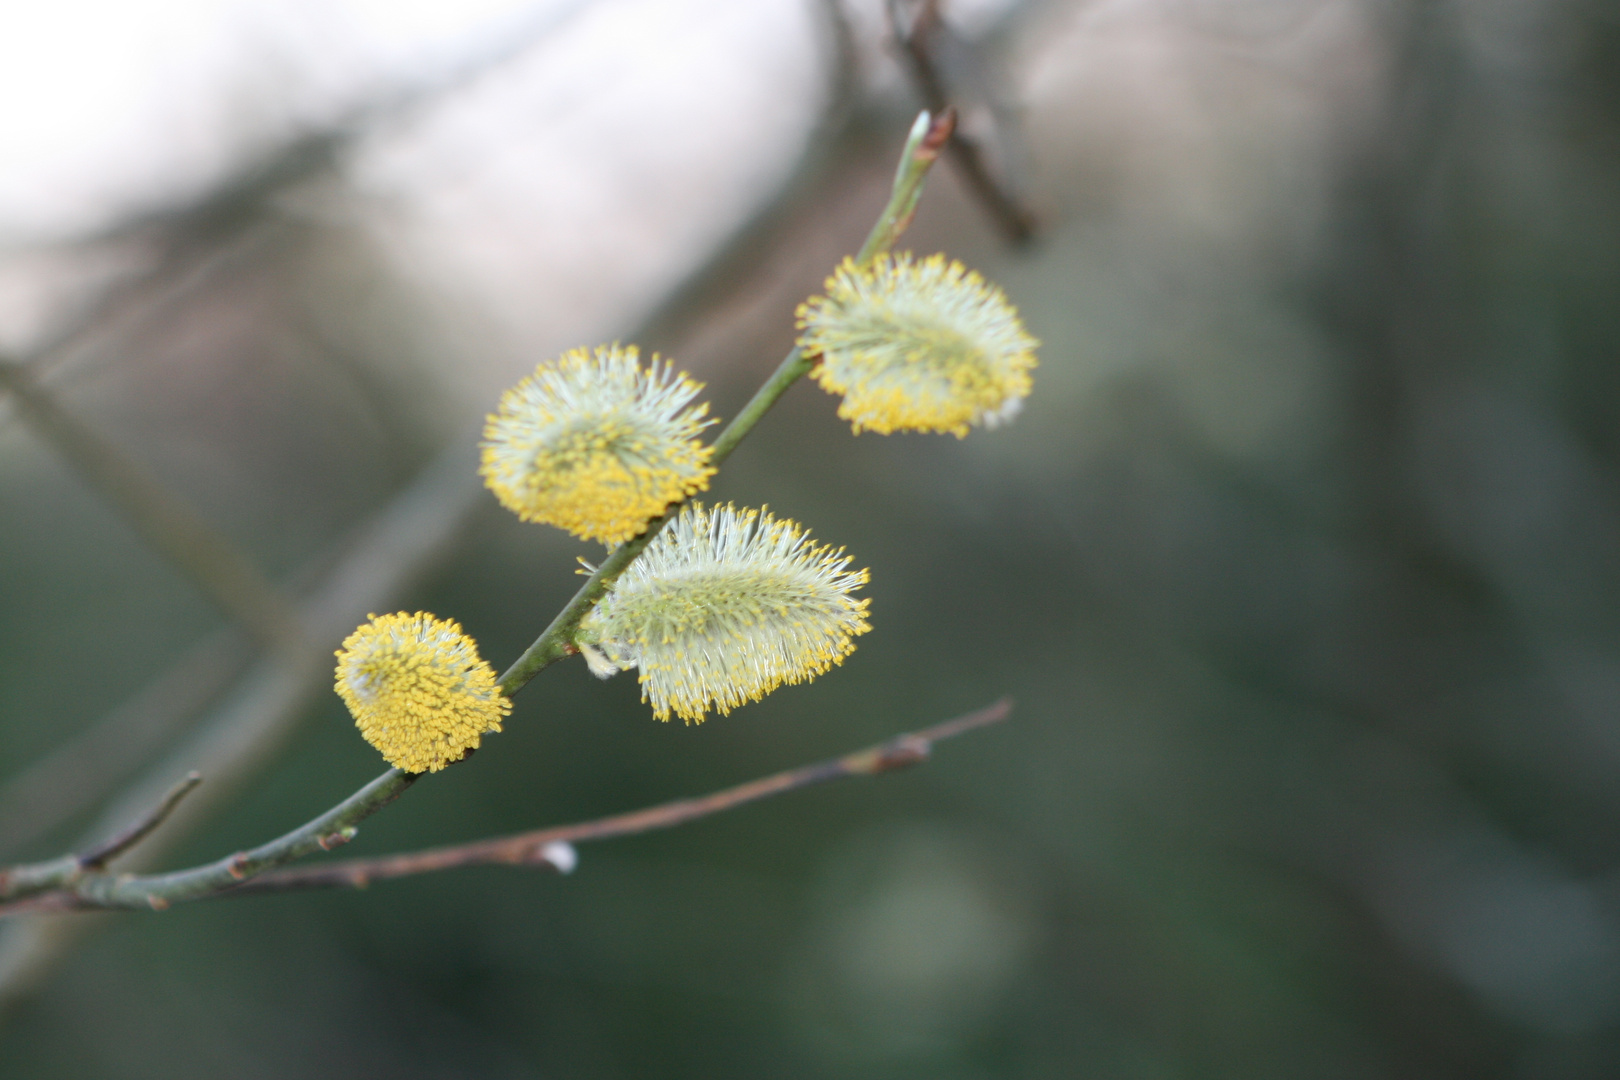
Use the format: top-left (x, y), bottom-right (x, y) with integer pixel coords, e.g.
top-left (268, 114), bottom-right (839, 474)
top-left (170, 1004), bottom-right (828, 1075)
top-left (79, 770), bottom-right (205, 870)
top-left (918, 107), bottom-right (956, 160)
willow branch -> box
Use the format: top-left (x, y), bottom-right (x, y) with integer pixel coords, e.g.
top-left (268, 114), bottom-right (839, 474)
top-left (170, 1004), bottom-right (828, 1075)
top-left (0, 771), bottom-right (415, 915)
top-left (0, 110), bottom-right (958, 926)
top-left (494, 107), bottom-right (956, 697)
top-left (2, 700), bottom-right (1010, 914)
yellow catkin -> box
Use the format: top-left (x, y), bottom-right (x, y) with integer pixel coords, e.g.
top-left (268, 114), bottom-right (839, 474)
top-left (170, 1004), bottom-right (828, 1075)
top-left (335, 612), bottom-right (510, 773)
top-left (578, 503), bottom-right (871, 723)
top-left (481, 344), bottom-right (716, 545)
top-left (796, 253), bottom-right (1038, 437)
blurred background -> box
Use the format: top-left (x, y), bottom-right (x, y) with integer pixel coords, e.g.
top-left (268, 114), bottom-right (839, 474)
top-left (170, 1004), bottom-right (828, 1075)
top-left (4, 0), bottom-right (1620, 1075)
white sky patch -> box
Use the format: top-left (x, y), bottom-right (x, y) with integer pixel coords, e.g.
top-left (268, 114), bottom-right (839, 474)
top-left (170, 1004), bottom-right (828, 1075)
top-left (353, 0), bottom-right (822, 389)
top-left (0, 0), bottom-right (582, 241)
top-left (0, 0), bottom-right (823, 379)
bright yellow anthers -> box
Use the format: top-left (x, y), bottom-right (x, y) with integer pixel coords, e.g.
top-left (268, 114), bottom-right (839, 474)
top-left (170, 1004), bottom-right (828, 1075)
top-left (480, 344), bottom-right (717, 545)
top-left (334, 612), bottom-right (510, 773)
top-left (577, 503), bottom-right (871, 724)
top-left (796, 252), bottom-right (1038, 437)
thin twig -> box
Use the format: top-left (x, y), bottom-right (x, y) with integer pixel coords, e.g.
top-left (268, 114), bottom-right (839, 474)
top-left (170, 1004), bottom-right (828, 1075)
top-left (1, 700), bottom-right (1010, 913)
top-left (76, 772), bottom-right (203, 870)
top-left (0, 773), bottom-right (202, 903)
top-left (889, 0), bottom-right (1037, 245)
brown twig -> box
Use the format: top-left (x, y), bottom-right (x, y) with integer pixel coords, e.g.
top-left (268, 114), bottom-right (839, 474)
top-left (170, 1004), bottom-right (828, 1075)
top-left (0, 700), bottom-right (1010, 915)
top-left (227, 698), bottom-right (1011, 898)
top-left (889, 0), bottom-right (1037, 245)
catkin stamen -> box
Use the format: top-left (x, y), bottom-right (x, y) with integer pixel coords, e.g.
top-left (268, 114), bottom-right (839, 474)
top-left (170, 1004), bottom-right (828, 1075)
top-left (335, 612), bottom-right (510, 773)
top-left (796, 253), bottom-right (1038, 437)
top-left (481, 344), bottom-right (717, 544)
top-left (579, 503), bottom-right (871, 723)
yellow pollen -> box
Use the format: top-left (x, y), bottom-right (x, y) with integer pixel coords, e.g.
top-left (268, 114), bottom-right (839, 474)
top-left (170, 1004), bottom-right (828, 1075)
top-left (577, 503), bottom-right (871, 723)
top-left (481, 344), bottom-right (717, 544)
top-left (796, 253), bottom-right (1038, 437)
top-left (335, 612), bottom-right (511, 773)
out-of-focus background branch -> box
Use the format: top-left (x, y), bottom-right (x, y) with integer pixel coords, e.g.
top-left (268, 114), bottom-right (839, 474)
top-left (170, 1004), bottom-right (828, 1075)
top-left (4, 0), bottom-right (1620, 1077)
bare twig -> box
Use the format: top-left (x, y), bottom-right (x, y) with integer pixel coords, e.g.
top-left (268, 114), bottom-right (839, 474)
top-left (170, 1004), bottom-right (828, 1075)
top-left (76, 772), bottom-right (203, 870)
top-left (0, 700), bottom-right (1010, 914)
top-left (889, 0), bottom-right (1038, 245)
top-left (0, 630), bottom-right (249, 859)
top-left (239, 698), bottom-right (1011, 895)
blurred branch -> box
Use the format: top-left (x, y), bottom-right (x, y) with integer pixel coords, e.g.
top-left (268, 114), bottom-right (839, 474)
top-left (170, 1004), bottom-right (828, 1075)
top-left (888, 0), bottom-right (1038, 245)
top-left (8, 225), bottom-right (285, 398)
top-left (0, 440), bottom-right (482, 1008)
top-left (0, 629), bottom-right (250, 859)
top-left (0, 360), bottom-right (308, 658)
top-left (0, 0), bottom-right (597, 396)
top-left (0, 700), bottom-right (1011, 914)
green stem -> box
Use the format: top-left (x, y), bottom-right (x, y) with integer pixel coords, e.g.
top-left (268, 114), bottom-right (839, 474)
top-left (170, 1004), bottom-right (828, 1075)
top-left (855, 106), bottom-right (955, 265)
top-left (0, 773), bottom-right (207, 902)
top-left (72, 770), bottom-right (414, 910)
top-left (0, 855), bottom-right (81, 904)
top-left (495, 107), bottom-right (955, 697)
